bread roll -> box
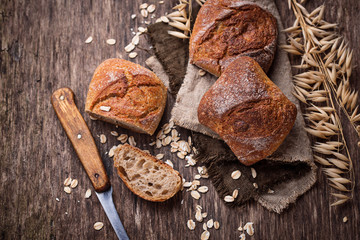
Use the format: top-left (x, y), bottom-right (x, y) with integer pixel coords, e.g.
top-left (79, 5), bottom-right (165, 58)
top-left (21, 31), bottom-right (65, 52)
top-left (189, 0), bottom-right (277, 76)
top-left (198, 56), bottom-right (297, 166)
top-left (113, 144), bottom-right (182, 202)
top-left (85, 58), bottom-right (167, 135)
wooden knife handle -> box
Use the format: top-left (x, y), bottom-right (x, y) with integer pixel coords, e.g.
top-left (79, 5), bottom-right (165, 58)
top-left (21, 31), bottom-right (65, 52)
top-left (51, 88), bottom-right (110, 192)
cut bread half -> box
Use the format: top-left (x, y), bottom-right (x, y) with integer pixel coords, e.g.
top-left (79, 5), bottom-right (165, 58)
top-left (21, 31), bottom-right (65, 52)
top-left (113, 144), bottom-right (182, 202)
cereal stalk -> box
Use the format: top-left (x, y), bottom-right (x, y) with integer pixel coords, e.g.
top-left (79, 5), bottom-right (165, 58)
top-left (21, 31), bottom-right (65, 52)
top-left (283, 0), bottom-right (359, 206)
top-left (165, 0), bottom-right (204, 39)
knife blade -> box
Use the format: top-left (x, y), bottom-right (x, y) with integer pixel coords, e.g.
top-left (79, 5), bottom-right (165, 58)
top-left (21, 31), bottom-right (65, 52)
top-left (96, 187), bottom-right (129, 240)
top-left (51, 87), bottom-right (129, 240)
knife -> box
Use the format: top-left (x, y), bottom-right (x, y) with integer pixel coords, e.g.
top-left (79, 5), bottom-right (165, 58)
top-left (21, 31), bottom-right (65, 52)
top-left (51, 87), bottom-right (130, 240)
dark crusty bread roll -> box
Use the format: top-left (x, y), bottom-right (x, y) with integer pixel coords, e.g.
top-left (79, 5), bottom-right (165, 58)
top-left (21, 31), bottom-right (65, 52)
top-left (85, 58), bottom-right (167, 135)
top-left (114, 144), bottom-right (182, 202)
top-left (189, 0), bottom-right (277, 76)
top-left (198, 56), bottom-right (297, 166)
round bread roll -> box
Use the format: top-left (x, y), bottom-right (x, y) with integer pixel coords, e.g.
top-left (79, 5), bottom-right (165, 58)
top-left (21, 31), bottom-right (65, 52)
top-left (198, 56), bottom-right (297, 166)
top-left (190, 0), bottom-right (278, 76)
top-left (85, 58), bottom-right (167, 135)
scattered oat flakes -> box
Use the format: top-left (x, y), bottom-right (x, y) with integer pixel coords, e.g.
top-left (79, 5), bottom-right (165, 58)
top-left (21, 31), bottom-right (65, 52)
top-left (183, 182), bottom-right (192, 188)
top-left (201, 230), bottom-right (210, 240)
top-left (177, 152), bottom-right (185, 159)
top-left (244, 222), bottom-right (254, 236)
top-left (253, 183), bottom-right (258, 189)
top-left (110, 131), bottom-right (119, 137)
top-left (156, 153), bottom-right (164, 159)
top-left (138, 27), bottom-right (147, 33)
top-left (100, 106), bottom-right (111, 112)
top-left (191, 190), bottom-right (201, 200)
top-left (155, 18), bottom-right (162, 23)
top-left (147, 4), bottom-right (156, 13)
top-left (202, 212), bottom-right (207, 218)
top-left (207, 219), bottom-right (214, 229)
top-left (89, 116), bottom-right (98, 120)
top-left (94, 222), bottom-right (104, 231)
top-left (214, 221), bottom-right (220, 229)
top-left (231, 170), bottom-right (241, 180)
top-left (132, 35), bottom-right (140, 45)
top-left (129, 52), bottom-right (138, 58)
top-left (125, 43), bottom-right (136, 52)
top-left (267, 188), bottom-right (274, 194)
top-left (141, 9), bottom-right (148, 17)
top-left (106, 39), bottom-right (116, 45)
top-left (156, 139), bottom-right (162, 148)
top-left (85, 36), bottom-right (93, 43)
top-left (203, 223), bottom-right (207, 231)
top-left (70, 179), bottom-right (78, 188)
top-left (100, 134), bottom-right (107, 144)
top-left (198, 69), bottom-right (206, 76)
top-left (77, 134), bottom-right (82, 139)
top-left (159, 0), bottom-right (164, 4)
top-left (128, 136), bottom-right (136, 147)
top-left (164, 136), bottom-right (172, 146)
top-left (85, 189), bottom-right (92, 199)
top-left (343, 216), bottom-right (348, 223)
top-left (131, 14), bottom-right (137, 19)
top-left (165, 160), bottom-right (174, 168)
top-left (64, 186), bottom-right (72, 194)
top-left (224, 195), bottom-right (234, 202)
top-left (108, 146), bottom-right (117, 157)
top-left (195, 174), bottom-right (201, 180)
top-left (139, 3), bottom-right (148, 9)
top-left (185, 155), bottom-right (197, 166)
top-left (251, 168), bottom-right (257, 178)
top-left (117, 134), bottom-right (128, 143)
top-left (192, 180), bottom-right (201, 186)
top-left (238, 225), bottom-right (243, 231)
top-left (195, 209), bottom-right (203, 222)
top-left (143, 150), bottom-right (150, 154)
top-left (232, 189), bottom-right (239, 199)
top-left (187, 219), bottom-right (196, 230)
top-left (56, 197), bottom-right (60, 202)
top-left (240, 233), bottom-right (246, 240)
top-left (160, 16), bottom-right (169, 23)
top-left (64, 177), bottom-right (72, 186)
top-left (198, 186), bottom-right (208, 193)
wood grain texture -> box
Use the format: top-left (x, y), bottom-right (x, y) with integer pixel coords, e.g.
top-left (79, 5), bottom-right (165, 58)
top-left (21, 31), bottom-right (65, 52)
top-left (51, 88), bottom-right (110, 193)
top-left (0, 0), bottom-right (359, 239)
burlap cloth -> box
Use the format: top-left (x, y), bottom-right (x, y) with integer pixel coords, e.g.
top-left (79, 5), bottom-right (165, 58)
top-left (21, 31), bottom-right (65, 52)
top-left (146, 0), bottom-right (317, 213)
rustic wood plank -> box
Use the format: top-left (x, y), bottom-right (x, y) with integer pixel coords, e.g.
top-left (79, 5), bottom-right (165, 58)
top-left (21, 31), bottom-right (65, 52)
top-left (0, 0), bottom-right (359, 239)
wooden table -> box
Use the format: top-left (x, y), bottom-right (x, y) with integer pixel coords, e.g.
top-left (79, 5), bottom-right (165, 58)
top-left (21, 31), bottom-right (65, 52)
top-left (1, 0), bottom-right (359, 239)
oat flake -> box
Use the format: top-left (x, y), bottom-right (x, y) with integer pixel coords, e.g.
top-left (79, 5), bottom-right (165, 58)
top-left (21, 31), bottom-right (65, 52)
top-left (93, 222), bottom-right (104, 230)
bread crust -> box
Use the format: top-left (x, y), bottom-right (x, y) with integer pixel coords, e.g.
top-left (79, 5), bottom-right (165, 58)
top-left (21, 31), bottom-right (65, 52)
top-left (85, 58), bottom-right (167, 135)
top-left (189, 0), bottom-right (277, 76)
top-left (114, 144), bottom-right (182, 202)
top-left (198, 56), bottom-right (297, 166)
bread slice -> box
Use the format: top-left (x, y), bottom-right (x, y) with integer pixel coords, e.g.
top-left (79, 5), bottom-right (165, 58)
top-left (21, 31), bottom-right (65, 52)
top-left (113, 144), bottom-right (182, 202)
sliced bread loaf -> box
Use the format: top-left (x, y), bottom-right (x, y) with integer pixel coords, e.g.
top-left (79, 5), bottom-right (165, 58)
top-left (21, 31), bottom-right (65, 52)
top-left (113, 144), bottom-right (182, 202)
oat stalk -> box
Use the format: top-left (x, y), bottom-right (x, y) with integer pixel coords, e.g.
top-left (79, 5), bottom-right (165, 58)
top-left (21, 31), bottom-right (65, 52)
top-left (166, 0), bottom-right (205, 39)
top-left (283, 0), bottom-right (359, 206)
